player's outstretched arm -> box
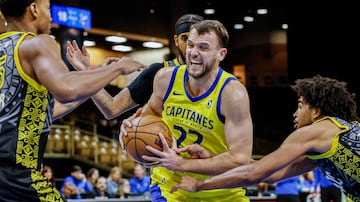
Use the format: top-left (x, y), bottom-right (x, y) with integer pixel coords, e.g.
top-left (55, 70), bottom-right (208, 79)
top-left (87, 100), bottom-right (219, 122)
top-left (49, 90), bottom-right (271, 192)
top-left (171, 126), bottom-right (320, 193)
top-left (66, 40), bottom-right (141, 119)
top-left (92, 88), bottom-right (139, 120)
top-left (25, 35), bottom-right (144, 103)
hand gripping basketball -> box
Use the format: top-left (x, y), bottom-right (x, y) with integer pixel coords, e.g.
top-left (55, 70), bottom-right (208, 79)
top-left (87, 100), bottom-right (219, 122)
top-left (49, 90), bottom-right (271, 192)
top-left (122, 115), bottom-right (173, 164)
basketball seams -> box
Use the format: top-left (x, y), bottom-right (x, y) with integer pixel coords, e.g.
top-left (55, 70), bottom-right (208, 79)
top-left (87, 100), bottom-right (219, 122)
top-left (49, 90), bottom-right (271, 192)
top-left (123, 115), bottom-right (172, 164)
top-left (126, 132), bottom-right (161, 136)
top-left (135, 120), bottom-right (164, 127)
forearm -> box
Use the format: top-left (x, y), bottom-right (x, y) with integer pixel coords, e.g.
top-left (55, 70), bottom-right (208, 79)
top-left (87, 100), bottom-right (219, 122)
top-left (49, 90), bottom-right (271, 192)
top-left (53, 67), bottom-right (126, 103)
top-left (91, 88), bottom-right (138, 120)
top-left (198, 164), bottom-right (257, 191)
top-left (262, 157), bottom-right (315, 184)
top-left (180, 152), bottom-right (249, 175)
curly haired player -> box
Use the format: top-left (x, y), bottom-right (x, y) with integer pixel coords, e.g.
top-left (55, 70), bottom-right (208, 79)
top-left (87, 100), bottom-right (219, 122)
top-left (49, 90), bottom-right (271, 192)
top-left (171, 75), bottom-right (360, 201)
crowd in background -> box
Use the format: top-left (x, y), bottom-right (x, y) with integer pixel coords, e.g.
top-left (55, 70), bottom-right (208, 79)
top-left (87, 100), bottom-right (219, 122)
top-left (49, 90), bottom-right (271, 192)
top-left (41, 163), bottom-right (151, 200)
top-left (42, 163), bottom-right (346, 201)
top-left (257, 170), bottom-right (346, 202)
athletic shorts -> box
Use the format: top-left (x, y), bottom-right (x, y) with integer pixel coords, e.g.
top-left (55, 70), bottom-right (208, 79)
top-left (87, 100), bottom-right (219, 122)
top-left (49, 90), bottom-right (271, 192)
top-left (0, 163), bottom-right (64, 202)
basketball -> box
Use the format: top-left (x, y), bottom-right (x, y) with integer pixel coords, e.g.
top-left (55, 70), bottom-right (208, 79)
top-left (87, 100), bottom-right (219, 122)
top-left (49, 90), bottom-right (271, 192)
top-left (122, 115), bottom-right (173, 164)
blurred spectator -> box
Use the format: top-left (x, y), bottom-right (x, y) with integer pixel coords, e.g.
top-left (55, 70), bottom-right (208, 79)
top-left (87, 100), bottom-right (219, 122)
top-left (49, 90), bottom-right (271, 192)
top-left (61, 181), bottom-right (80, 199)
top-left (121, 178), bottom-right (131, 198)
top-left (41, 164), bottom-right (56, 188)
top-left (257, 182), bottom-right (275, 197)
top-left (129, 164), bottom-right (150, 195)
top-left (299, 170), bottom-right (315, 202)
top-left (60, 165), bottom-right (92, 199)
top-left (89, 176), bottom-right (111, 199)
top-left (86, 167), bottom-right (100, 190)
top-left (312, 168), bottom-right (342, 202)
top-left (275, 176), bottom-right (301, 202)
top-left (106, 166), bottom-right (129, 198)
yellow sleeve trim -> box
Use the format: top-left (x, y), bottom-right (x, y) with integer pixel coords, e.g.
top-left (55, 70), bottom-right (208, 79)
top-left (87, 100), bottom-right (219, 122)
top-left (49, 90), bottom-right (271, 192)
top-left (308, 116), bottom-right (349, 160)
top-left (14, 32), bottom-right (47, 91)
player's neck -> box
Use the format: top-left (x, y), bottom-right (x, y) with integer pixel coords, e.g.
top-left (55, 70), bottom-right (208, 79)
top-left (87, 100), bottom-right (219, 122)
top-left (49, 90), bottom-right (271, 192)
top-left (6, 20), bottom-right (36, 33)
top-left (177, 55), bottom-right (185, 65)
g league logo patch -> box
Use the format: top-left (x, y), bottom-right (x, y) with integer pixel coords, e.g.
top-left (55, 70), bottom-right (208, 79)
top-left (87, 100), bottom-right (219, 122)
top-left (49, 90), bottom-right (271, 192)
top-left (207, 100), bottom-right (212, 108)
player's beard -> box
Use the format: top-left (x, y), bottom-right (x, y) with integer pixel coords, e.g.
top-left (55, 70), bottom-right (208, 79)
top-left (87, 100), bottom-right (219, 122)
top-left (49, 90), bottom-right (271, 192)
top-left (187, 63), bottom-right (209, 79)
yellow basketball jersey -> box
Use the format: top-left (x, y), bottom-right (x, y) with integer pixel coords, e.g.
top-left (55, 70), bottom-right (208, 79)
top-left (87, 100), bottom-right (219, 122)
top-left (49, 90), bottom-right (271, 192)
top-left (151, 65), bottom-right (248, 201)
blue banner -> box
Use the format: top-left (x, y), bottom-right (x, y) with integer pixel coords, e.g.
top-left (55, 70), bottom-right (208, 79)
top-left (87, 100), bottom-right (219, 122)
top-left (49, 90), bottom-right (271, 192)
top-left (51, 4), bottom-right (92, 30)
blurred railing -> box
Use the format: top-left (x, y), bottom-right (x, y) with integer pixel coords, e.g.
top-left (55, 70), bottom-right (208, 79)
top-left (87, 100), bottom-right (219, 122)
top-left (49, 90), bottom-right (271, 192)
top-left (45, 121), bottom-right (136, 173)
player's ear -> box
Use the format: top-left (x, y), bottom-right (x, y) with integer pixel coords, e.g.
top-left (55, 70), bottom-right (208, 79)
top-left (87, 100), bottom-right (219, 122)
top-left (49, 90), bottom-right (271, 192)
top-left (173, 35), bottom-right (179, 47)
top-left (311, 107), bottom-right (321, 122)
top-left (29, 2), bottom-right (39, 19)
top-left (217, 48), bottom-right (227, 62)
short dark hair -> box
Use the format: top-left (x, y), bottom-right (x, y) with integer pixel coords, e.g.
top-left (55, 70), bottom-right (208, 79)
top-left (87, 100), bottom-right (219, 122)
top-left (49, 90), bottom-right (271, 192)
top-left (291, 75), bottom-right (359, 122)
top-left (72, 165), bottom-right (82, 172)
top-left (175, 14), bottom-right (204, 35)
top-left (0, 0), bottom-right (35, 17)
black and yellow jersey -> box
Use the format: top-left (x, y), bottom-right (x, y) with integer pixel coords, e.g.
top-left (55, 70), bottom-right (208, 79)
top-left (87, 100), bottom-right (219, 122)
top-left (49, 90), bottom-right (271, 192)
top-left (308, 116), bottom-right (360, 201)
top-left (0, 31), bottom-right (63, 201)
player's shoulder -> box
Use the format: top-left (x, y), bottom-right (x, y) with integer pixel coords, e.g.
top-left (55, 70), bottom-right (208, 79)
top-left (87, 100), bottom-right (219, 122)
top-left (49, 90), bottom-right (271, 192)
top-left (156, 65), bottom-right (177, 77)
top-left (21, 34), bottom-right (57, 53)
top-left (221, 76), bottom-right (249, 103)
top-left (23, 33), bottom-right (55, 44)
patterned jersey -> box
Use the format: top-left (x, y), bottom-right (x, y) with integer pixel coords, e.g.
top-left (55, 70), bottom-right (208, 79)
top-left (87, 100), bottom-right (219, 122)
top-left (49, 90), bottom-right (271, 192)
top-left (308, 116), bottom-right (360, 201)
top-left (0, 32), bottom-right (61, 201)
top-left (163, 57), bottom-right (180, 67)
top-left (151, 65), bottom-right (248, 201)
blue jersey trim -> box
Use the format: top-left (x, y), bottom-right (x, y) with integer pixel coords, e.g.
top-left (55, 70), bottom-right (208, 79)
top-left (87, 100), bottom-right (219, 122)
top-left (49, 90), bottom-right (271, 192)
top-left (184, 68), bottom-right (223, 102)
top-left (217, 77), bottom-right (236, 123)
top-left (163, 66), bottom-right (180, 103)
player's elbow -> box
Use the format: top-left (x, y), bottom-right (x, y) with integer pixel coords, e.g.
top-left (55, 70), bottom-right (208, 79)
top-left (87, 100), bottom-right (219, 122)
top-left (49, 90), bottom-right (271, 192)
top-left (102, 113), bottom-right (117, 120)
top-left (96, 104), bottom-right (131, 120)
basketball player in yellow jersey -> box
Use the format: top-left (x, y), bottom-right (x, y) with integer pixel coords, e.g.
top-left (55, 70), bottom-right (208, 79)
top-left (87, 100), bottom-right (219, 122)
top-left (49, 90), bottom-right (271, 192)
top-left (120, 20), bottom-right (253, 202)
top-left (66, 14), bottom-right (203, 120)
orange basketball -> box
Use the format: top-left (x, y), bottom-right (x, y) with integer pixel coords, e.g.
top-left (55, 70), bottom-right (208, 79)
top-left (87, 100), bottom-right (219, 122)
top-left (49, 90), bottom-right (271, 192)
top-left (122, 115), bottom-right (173, 164)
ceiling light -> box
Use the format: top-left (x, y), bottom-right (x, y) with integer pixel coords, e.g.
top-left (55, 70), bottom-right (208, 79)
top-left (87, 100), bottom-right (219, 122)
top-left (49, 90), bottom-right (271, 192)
top-left (244, 16), bottom-right (254, 22)
top-left (256, 9), bottom-right (268, 15)
top-left (83, 40), bottom-right (96, 47)
top-left (105, 36), bottom-right (127, 43)
top-left (142, 41), bottom-right (163, 48)
top-left (112, 45), bottom-right (133, 52)
top-left (204, 8), bottom-right (215, 15)
top-left (282, 24), bottom-right (288, 30)
top-left (234, 23), bottom-right (244, 30)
